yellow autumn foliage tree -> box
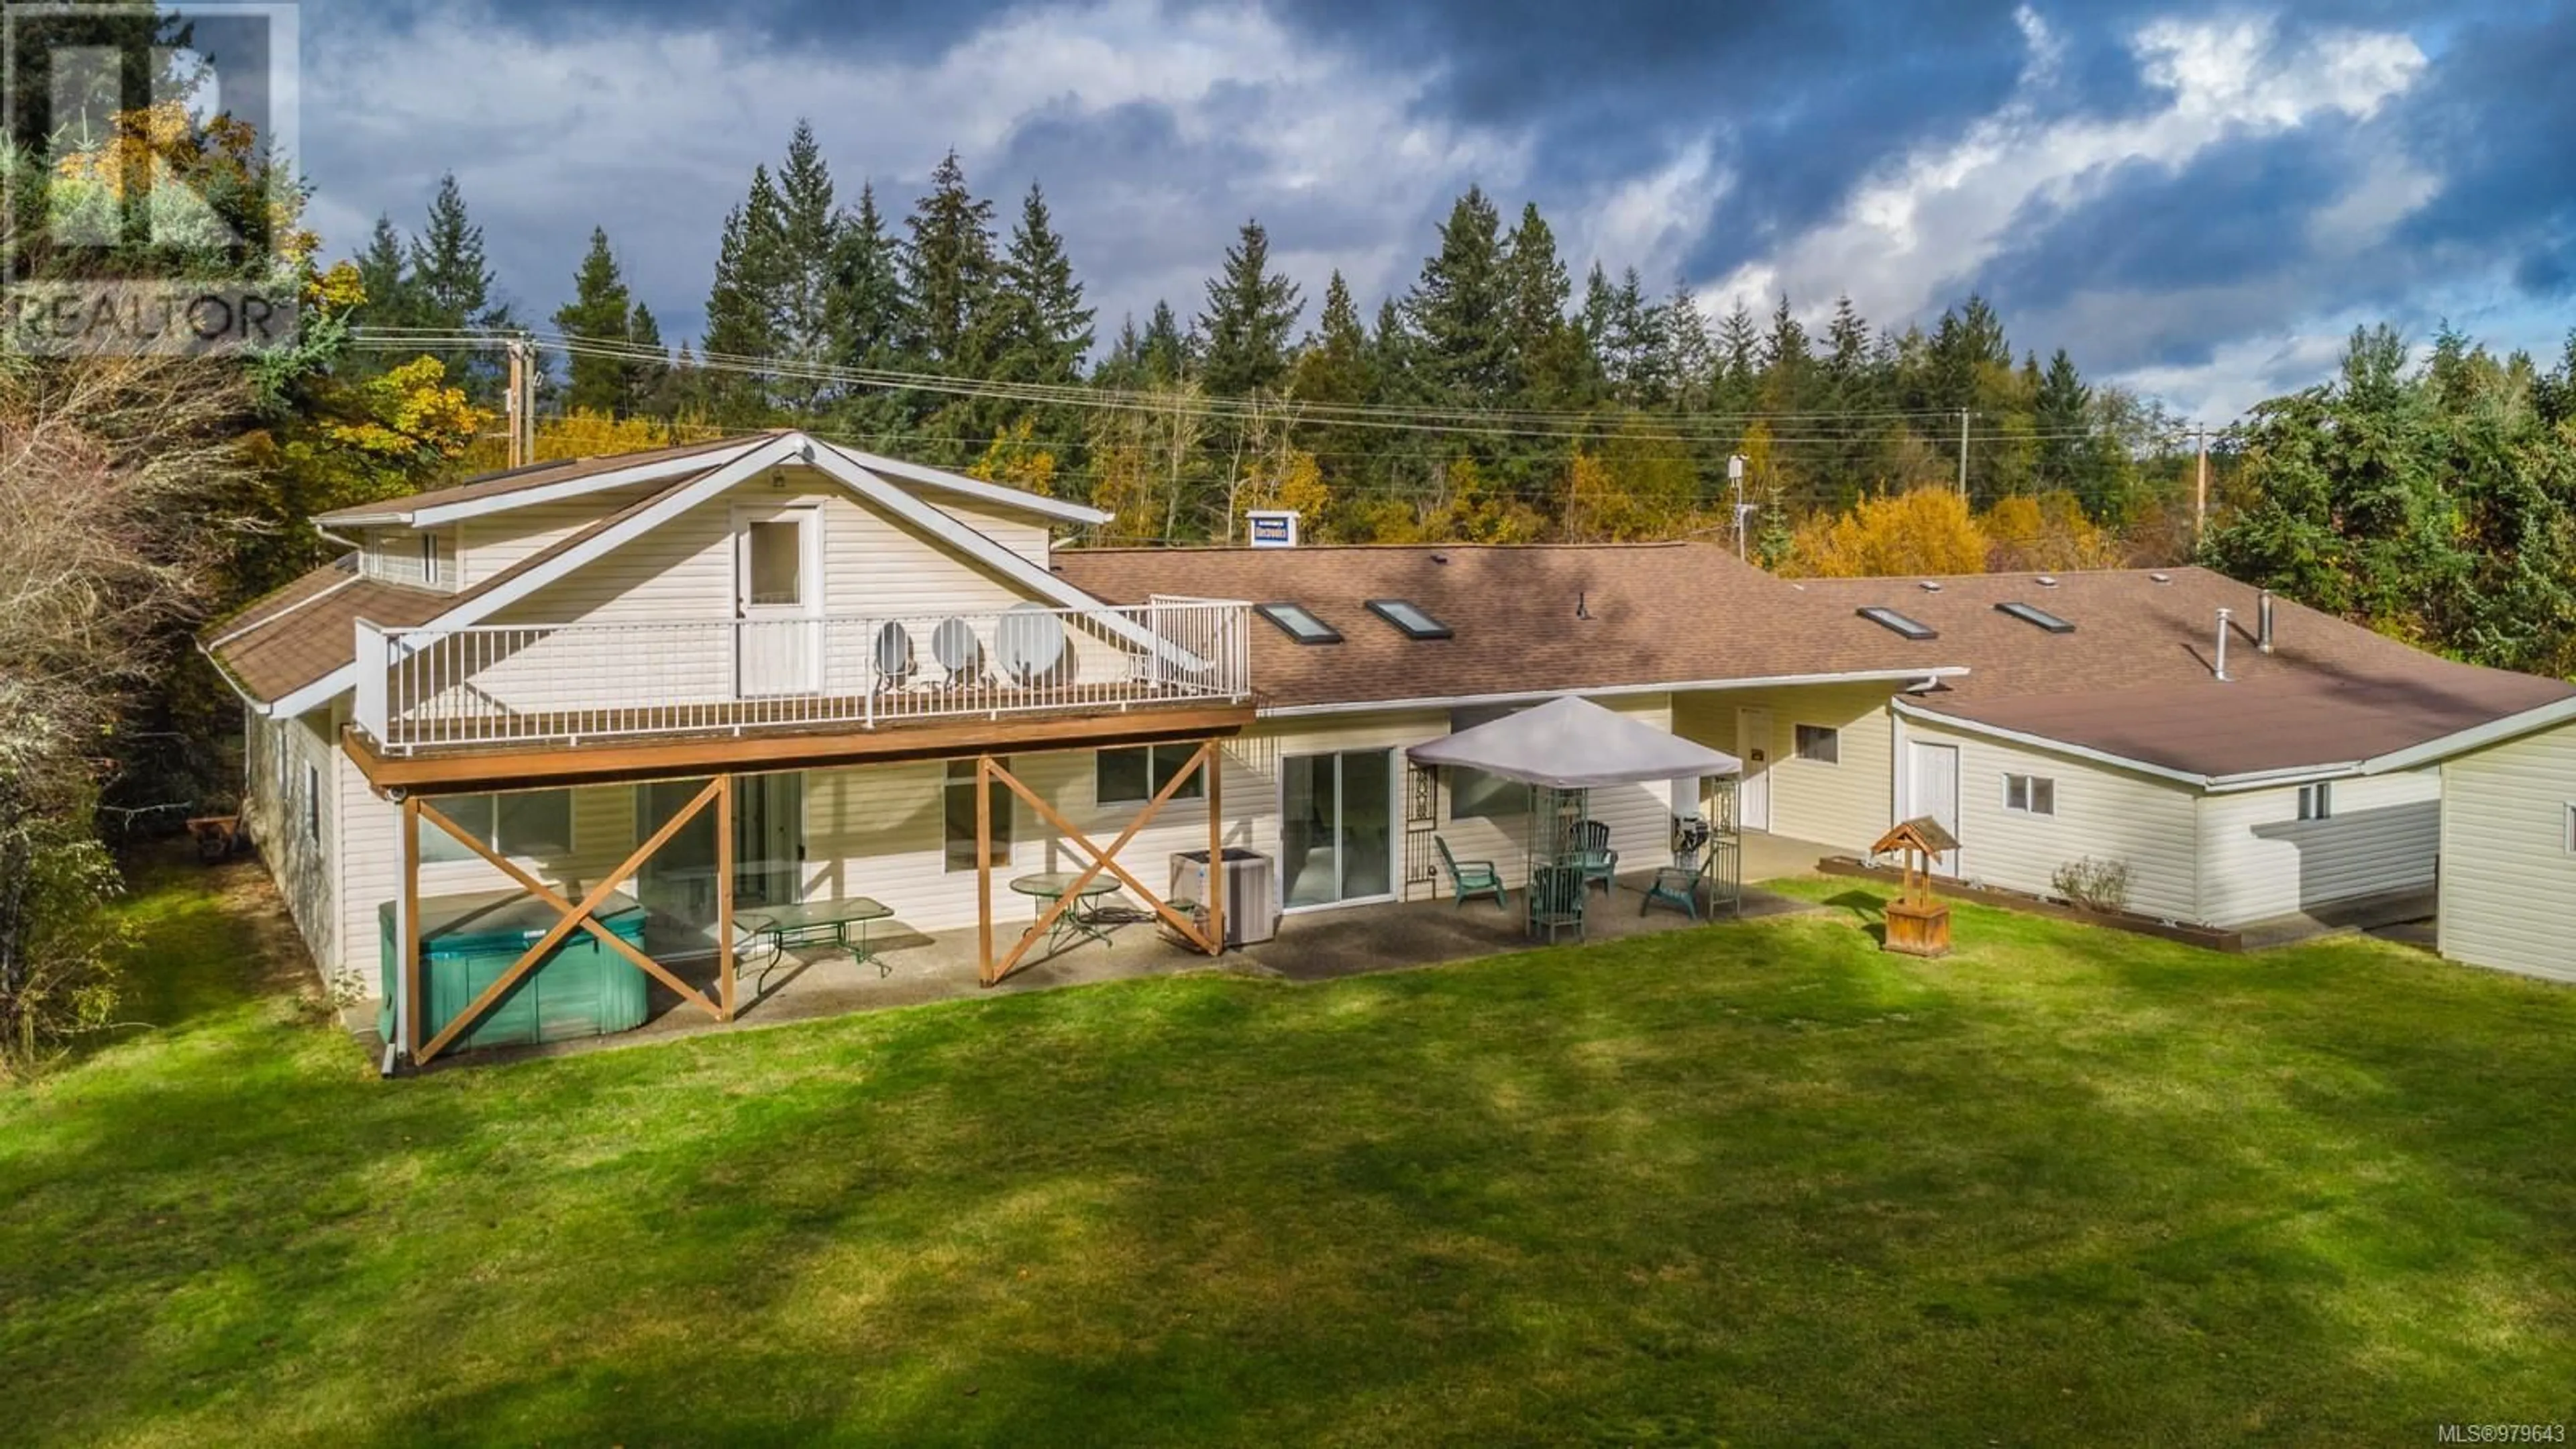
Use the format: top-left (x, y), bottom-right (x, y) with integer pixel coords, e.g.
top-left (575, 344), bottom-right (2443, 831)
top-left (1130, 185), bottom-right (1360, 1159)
top-left (1232, 444), bottom-right (1330, 538)
top-left (321, 356), bottom-right (485, 461)
top-left (1784, 486), bottom-right (1990, 578)
top-left (1979, 491), bottom-right (2129, 572)
top-left (967, 417), bottom-right (1059, 498)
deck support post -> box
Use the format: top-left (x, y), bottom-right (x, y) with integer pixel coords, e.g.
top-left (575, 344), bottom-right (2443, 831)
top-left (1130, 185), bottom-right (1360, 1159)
top-left (1205, 739), bottom-right (1224, 956)
top-left (716, 772), bottom-right (737, 1022)
top-left (411, 780), bottom-right (727, 1065)
top-left (398, 794), bottom-right (422, 1065)
top-left (975, 755), bottom-right (995, 985)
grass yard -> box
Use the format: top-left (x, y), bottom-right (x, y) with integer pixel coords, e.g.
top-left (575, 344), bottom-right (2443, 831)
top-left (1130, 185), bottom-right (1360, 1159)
top-left (4, 861), bottom-right (2573, 1447)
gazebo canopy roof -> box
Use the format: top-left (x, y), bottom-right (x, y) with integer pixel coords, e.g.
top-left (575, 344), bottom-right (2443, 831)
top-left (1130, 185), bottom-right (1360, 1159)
top-left (1406, 695), bottom-right (1742, 790)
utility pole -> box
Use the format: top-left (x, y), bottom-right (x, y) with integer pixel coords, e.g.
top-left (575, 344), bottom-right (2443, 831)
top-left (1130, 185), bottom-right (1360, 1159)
top-left (1956, 408), bottom-right (1970, 501)
top-left (504, 337), bottom-right (536, 469)
top-left (2194, 425), bottom-right (2209, 542)
top-left (1728, 453), bottom-right (1748, 559)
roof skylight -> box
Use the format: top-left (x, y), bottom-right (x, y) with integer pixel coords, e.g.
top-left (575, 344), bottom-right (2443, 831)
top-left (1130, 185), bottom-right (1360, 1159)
top-left (1256, 602), bottom-right (1343, 645)
top-left (1996, 601), bottom-right (2076, 634)
top-left (1365, 598), bottom-right (1454, 640)
top-left (1858, 606), bottom-right (1937, 641)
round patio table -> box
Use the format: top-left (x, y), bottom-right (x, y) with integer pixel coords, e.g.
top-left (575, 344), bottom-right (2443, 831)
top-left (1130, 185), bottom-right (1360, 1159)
top-left (1008, 871), bottom-right (1124, 955)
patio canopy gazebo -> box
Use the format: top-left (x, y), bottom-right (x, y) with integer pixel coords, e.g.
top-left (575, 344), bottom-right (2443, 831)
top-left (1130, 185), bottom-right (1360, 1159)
top-left (1409, 696), bottom-right (1743, 939)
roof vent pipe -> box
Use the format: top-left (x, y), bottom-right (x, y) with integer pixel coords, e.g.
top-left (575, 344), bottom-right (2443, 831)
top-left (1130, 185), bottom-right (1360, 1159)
top-left (2214, 607), bottom-right (2232, 682)
top-left (2258, 590), bottom-right (2275, 654)
top-left (1576, 590), bottom-right (1593, 620)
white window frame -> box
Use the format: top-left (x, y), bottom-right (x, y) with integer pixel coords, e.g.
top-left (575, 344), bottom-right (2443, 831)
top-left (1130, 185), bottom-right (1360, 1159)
top-left (2298, 782), bottom-right (2332, 822)
top-left (1792, 723), bottom-right (1840, 765)
top-left (419, 532), bottom-right (441, 587)
top-left (303, 763), bottom-right (321, 843)
top-left (2564, 803), bottom-right (2576, 855)
top-left (2004, 773), bottom-right (2056, 817)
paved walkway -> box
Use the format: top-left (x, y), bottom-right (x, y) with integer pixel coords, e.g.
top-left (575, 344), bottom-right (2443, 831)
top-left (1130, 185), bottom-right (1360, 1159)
top-left (390, 833), bottom-right (1843, 1069)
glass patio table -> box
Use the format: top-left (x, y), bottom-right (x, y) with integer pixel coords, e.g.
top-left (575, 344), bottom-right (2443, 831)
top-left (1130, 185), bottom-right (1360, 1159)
top-left (1008, 871), bottom-right (1125, 955)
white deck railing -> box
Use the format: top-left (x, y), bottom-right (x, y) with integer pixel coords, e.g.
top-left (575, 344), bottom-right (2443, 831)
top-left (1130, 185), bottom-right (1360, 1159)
top-left (351, 599), bottom-right (1253, 753)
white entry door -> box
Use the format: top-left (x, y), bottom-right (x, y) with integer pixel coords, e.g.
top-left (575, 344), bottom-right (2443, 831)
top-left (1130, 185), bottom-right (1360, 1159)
top-left (1736, 707), bottom-right (1774, 831)
top-left (735, 508), bottom-right (820, 698)
top-left (1907, 741), bottom-right (1960, 874)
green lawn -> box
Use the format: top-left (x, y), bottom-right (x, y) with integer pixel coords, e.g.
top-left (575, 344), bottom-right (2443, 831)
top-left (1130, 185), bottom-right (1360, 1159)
top-left (5, 863), bottom-right (2573, 1447)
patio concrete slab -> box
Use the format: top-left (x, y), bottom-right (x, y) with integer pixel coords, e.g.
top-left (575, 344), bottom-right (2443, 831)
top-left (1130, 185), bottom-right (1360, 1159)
top-left (380, 830), bottom-right (1846, 1071)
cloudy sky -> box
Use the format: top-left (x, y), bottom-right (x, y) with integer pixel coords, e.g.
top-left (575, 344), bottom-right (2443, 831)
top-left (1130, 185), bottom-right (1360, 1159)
top-left (283, 0), bottom-right (2572, 419)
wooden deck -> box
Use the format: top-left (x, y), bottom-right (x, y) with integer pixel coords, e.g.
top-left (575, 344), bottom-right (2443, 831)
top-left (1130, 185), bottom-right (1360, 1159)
top-left (345, 698), bottom-right (1259, 791)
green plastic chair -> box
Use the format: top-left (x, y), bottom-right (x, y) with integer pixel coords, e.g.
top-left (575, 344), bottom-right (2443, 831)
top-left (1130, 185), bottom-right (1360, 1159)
top-left (1562, 820), bottom-right (1619, 898)
top-left (1434, 835), bottom-right (1507, 909)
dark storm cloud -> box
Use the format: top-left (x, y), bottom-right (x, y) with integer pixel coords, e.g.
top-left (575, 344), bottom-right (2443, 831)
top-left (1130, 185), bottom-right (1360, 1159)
top-left (1976, 137), bottom-right (2353, 320)
top-left (2395, 3), bottom-right (2576, 297)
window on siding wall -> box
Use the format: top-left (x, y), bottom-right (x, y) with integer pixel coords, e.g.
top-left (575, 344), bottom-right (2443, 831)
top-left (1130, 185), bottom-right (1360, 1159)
top-left (1794, 724), bottom-right (1841, 764)
top-left (2298, 782), bottom-right (2332, 821)
top-left (1097, 744), bottom-right (1205, 806)
top-left (419, 532), bottom-right (441, 587)
top-left (419, 790), bottom-right (574, 862)
top-left (1446, 706), bottom-right (1529, 821)
top-left (945, 759), bottom-right (1012, 871)
top-left (2565, 803), bottom-right (2576, 855)
top-left (2004, 773), bottom-right (2056, 816)
top-left (304, 764), bottom-right (321, 842)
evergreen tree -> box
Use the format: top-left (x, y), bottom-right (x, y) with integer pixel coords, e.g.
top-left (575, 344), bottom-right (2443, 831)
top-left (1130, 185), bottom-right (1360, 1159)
top-left (1140, 299), bottom-right (1188, 384)
top-left (2033, 347), bottom-right (2097, 498)
top-left (1403, 185), bottom-right (1511, 407)
top-left (989, 182), bottom-right (1093, 384)
top-left (702, 164), bottom-right (790, 422)
top-left (824, 182), bottom-right (907, 369)
top-left (408, 174), bottom-right (511, 398)
top-left (553, 227), bottom-right (636, 415)
top-left (902, 150), bottom-right (998, 373)
top-left (1499, 202), bottom-right (1588, 407)
top-left (352, 215), bottom-right (415, 330)
top-left (1607, 268), bottom-right (1664, 405)
top-left (1197, 218), bottom-right (1302, 396)
top-left (626, 303), bottom-right (672, 416)
top-left (1661, 279), bottom-right (1712, 412)
top-left (1712, 299), bottom-right (1760, 415)
top-left (774, 119), bottom-right (842, 411)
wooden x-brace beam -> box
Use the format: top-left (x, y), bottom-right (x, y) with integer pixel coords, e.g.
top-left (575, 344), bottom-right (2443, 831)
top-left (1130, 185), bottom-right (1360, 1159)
top-left (411, 777), bottom-right (729, 1065)
top-left (977, 741), bottom-right (1221, 986)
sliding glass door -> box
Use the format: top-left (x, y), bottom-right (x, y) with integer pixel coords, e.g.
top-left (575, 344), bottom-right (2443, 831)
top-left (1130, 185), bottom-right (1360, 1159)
top-left (1281, 749), bottom-right (1394, 908)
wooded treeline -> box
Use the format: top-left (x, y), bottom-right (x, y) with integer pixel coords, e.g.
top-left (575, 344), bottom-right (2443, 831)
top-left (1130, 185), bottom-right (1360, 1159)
top-left (348, 123), bottom-right (2212, 566)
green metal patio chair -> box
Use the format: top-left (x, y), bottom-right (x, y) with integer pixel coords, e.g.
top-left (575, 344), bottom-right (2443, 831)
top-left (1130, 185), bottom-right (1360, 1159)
top-left (1562, 819), bottom-right (1618, 898)
top-left (1434, 835), bottom-right (1507, 909)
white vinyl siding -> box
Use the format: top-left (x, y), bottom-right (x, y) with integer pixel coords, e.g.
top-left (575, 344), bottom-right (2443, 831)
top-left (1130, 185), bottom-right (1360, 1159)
top-left (1673, 683), bottom-right (1896, 849)
top-left (2194, 771), bottom-right (2439, 926)
top-left (490, 470), bottom-right (1048, 629)
top-left (2439, 726), bottom-right (2576, 982)
top-left (451, 484), bottom-right (667, 585)
top-left (244, 704), bottom-right (341, 979)
top-left (1902, 719), bottom-right (2202, 922)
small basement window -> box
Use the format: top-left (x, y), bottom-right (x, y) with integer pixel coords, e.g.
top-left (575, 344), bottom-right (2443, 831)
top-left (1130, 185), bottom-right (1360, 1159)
top-left (2004, 773), bottom-right (2056, 816)
top-left (1858, 606), bottom-right (1937, 640)
top-left (1996, 601), bottom-right (2075, 633)
top-left (1365, 599), bottom-right (1453, 640)
top-left (1794, 724), bottom-right (1840, 764)
top-left (1256, 602), bottom-right (1343, 645)
top-left (2298, 782), bottom-right (2332, 821)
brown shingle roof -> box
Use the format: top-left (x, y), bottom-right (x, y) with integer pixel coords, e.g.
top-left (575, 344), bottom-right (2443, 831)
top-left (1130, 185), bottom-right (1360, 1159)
top-left (312, 433), bottom-right (773, 526)
top-left (1792, 568), bottom-right (2576, 777)
top-left (1053, 541), bottom-right (1960, 711)
top-left (207, 474), bottom-right (708, 706)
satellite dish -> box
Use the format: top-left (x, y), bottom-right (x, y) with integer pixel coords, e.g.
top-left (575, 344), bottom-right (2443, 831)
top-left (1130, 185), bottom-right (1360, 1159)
top-left (994, 604), bottom-right (1067, 685)
top-left (872, 622), bottom-right (916, 682)
top-left (931, 617), bottom-right (983, 678)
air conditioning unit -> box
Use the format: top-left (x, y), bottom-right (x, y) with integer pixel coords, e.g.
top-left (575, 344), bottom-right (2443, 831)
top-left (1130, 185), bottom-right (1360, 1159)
top-left (1169, 849), bottom-right (1279, 947)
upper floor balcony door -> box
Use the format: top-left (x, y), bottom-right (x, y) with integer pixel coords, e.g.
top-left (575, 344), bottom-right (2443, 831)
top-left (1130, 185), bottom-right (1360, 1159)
top-left (734, 506), bottom-right (822, 698)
